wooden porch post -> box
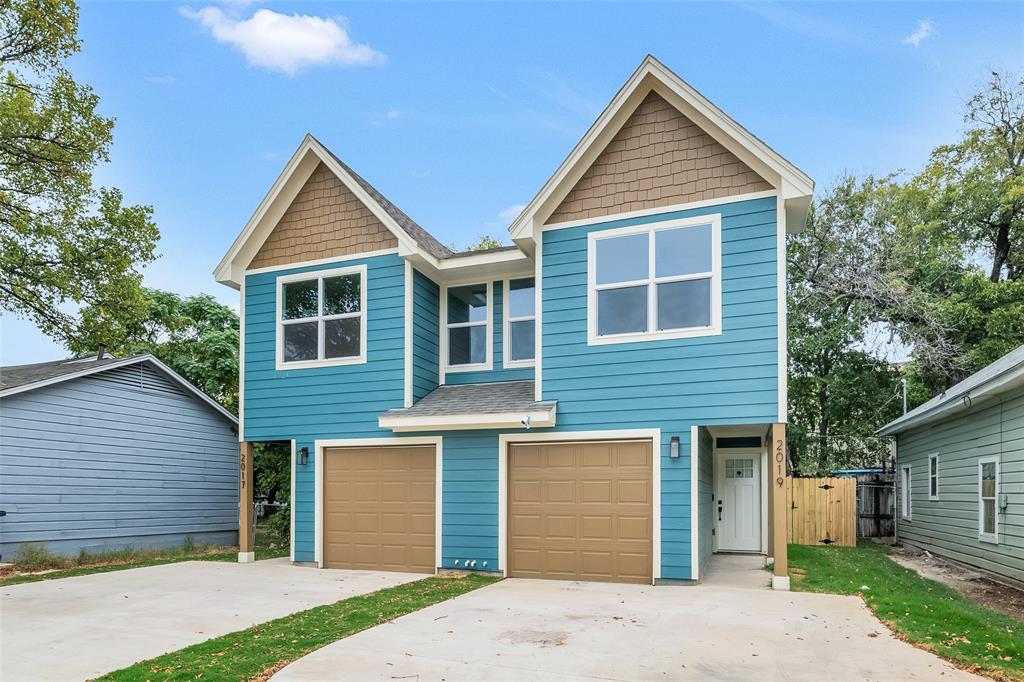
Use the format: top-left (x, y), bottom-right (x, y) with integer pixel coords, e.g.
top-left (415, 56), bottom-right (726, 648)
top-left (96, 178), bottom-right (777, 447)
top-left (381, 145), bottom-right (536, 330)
top-left (239, 441), bottom-right (254, 563)
top-left (770, 423), bottom-right (789, 589)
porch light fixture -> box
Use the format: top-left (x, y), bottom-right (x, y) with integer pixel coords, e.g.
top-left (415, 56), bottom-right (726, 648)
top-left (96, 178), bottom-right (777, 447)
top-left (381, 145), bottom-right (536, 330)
top-left (669, 436), bottom-right (680, 459)
top-left (298, 446), bottom-right (309, 466)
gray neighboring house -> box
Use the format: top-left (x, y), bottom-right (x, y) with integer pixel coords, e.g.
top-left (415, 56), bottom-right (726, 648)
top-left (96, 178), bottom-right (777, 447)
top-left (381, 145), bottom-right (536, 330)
top-left (0, 354), bottom-right (239, 560)
top-left (879, 345), bottom-right (1024, 584)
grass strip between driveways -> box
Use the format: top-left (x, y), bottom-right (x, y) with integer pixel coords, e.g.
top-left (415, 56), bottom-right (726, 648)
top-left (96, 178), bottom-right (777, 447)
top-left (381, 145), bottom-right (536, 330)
top-left (789, 541), bottom-right (1022, 682)
top-left (97, 572), bottom-right (499, 682)
top-left (0, 546), bottom-right (290, 587)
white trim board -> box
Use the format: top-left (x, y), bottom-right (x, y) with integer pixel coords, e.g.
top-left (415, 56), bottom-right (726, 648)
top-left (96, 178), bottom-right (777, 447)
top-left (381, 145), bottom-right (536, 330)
top-left (404, 261), bottom-right (414, 408)
top-left (690, 425), bottom-right (699, 581)
top-left (313, 436), bottom-right (444, 571)
top-left (244, 248), bottom-right (400, 277)
top-left (289, 439), bottom-right (296, 562)
top-left (498, 429), bottom-right (662, 583)
top-left (379, 408), bottom-right (555, 433)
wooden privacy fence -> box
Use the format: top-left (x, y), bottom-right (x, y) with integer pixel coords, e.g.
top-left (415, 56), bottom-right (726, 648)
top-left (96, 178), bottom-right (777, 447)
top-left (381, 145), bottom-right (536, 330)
top-left (786, 477), bottom-right (857, 547)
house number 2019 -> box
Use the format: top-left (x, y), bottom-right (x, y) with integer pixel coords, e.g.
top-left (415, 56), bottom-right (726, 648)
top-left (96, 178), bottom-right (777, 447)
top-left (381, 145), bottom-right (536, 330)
top-left (775, 438), bottom-right (785, 487)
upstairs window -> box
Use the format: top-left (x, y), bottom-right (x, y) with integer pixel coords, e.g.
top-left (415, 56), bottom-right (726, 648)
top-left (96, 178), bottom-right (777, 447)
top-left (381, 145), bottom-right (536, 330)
top-left (446, 282), bottom-right (490, 369)
top-left (505, 277), bottom-right (535, 366)
top-left (587, 215), bottom-right (721, 345)
top-left (276, 265), bottom-right (366, 369)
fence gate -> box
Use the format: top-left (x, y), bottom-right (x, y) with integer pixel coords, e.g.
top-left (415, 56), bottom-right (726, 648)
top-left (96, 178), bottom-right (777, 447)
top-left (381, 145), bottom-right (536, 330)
top-left (786, 477), bottom-right (857, 547)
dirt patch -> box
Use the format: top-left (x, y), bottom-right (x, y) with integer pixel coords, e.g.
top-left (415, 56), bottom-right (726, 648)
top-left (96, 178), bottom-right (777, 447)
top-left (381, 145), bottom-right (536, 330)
top-left (889, 545), bottom-right (1024, 621)
top-left (499, 629), bottom-right (569, 647)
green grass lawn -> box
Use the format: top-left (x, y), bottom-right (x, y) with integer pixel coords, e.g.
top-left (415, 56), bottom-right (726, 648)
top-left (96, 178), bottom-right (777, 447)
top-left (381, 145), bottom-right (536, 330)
top-left (789, 541), bottom-right (1022, 681)
top-left (0, 542), bottom-right (289, 587)
top-left (98, 572), bottom-right (499, 682)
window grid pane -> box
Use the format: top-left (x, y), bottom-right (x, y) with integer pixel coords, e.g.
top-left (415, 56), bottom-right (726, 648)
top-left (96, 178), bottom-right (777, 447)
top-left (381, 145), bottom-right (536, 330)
top-left (280, 271), bottom-right (364, 364)
top-left (509, 319), bottom-right (535, 361)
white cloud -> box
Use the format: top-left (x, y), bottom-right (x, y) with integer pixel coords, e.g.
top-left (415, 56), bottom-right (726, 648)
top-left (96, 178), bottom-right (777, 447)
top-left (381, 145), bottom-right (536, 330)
top-left (408, 169), bottom-right (431, 178)
top-left (179, 6), bottom-right (384, 75)
top-left (385, 110), bottom-right (401, 120)
top-left (497, 204), bottom-right (526, 226)
top-left (902, 19), bottom-right (935, 47)
top-left (144, 75), bottom-right (177, 84)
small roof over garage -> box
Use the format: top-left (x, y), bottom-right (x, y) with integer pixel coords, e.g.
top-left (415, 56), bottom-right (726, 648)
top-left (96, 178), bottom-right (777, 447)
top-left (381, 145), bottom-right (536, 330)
top-left (878, 344), bottom-right (1024, 436)
top-left (379, 380), bottom-right (557, 432)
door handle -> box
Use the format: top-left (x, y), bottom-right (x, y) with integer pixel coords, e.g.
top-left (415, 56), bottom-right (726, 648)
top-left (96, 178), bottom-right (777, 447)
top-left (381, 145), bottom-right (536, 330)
top-left (717, 501), bottom-right (723, 522)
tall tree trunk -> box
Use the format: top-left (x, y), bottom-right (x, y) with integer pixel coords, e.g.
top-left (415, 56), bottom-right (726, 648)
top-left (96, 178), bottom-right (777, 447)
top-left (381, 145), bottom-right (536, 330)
top-left (990, 222), bottom-right (1011, 282)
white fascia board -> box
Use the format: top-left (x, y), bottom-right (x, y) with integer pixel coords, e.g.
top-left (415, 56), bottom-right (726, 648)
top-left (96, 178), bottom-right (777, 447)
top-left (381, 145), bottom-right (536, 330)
top-left (378, 409), bottom-right (556, 433)
top-left (508, 55), bottom-right (814, 243)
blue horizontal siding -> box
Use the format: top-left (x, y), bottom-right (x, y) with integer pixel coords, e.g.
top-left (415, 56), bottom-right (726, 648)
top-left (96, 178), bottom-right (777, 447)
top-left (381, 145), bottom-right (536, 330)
top-left (541, 196), bottom-right (779, 580)
top-left (412, 269), bottom-right (440, 401)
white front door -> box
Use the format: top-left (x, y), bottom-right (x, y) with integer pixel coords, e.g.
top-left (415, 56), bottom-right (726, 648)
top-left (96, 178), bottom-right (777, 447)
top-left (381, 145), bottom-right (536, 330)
top-left (716, 450), bottom-right (761, 552)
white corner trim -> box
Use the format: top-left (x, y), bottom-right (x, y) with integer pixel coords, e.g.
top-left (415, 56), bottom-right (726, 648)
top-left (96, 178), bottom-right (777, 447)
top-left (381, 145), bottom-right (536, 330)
top-left (542, 190), bottom-right (778, 233)
top-left (690, 425), bottom-right (699, 581)
top-left (498, 428), bottom-right (661, 583)
top-left (501, 276), bottom-right (537, 369)
top-left (435, 438), bottom-right (444, 572)
top-left (274, 264), bottom-right (368, 371)
top-left (313, 436), bottom-right (444, 570)
top-left (585, 214), bottom-right (722, 347)
top-left (534, 230), bottom-right (544, 401)
top-left (244, 248), bottom-right (400, 277)
top-left (379, 409), bottom-right (556, 433)
top-left (404, 261), bottom-right (414, 408)
top-left (238, 283), bottom-right (246, 441)
top-left (776, 195), bottom-right (787, 423)
top-left (289, 439), bottom-right (296, 562)
top-left (440, 280), bottom-right (493, 374)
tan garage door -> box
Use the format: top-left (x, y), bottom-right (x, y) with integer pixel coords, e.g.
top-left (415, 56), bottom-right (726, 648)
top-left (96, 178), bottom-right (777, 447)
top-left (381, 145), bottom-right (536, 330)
top-left (323, 445), bottom-right (435, 573)
top-left (508, 440), bottom-right (652, 583)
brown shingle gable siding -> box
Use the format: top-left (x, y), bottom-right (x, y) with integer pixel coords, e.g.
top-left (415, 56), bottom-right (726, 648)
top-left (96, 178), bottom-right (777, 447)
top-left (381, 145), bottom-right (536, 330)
top-left (547, 92), bottom-right (773, 224)
top-left (249, 162), bottom-right (399, 269)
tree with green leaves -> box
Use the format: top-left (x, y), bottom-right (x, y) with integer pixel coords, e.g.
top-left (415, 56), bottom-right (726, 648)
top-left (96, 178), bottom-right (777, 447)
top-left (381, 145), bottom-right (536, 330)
top-left (1, 0), bottom-right (158, 349)
top-left (73, 289), bottom-right (240, 411)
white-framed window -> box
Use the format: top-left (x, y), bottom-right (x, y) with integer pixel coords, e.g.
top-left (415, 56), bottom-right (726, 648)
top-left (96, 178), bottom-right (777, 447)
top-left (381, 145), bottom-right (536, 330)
top-left (928, 453), bottom-right (939, 500)
top-left (276, 264), bottom-right (367, 370)
top-left (900, 464), bottom-right (912, 520)
top-left (443, 281), bottom-right (492, 371)
top-left (978, 456), bottom-right (1000, 544)
top-left (586, 214), bottom-right (722, 346)
top-left (503, 277), bottom-right (535, 367)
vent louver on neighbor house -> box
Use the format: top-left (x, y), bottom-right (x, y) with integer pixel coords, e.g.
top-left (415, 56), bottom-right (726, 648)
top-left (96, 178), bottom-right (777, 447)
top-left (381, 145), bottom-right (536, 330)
top-left (91, 363), bottom-right (186, 397)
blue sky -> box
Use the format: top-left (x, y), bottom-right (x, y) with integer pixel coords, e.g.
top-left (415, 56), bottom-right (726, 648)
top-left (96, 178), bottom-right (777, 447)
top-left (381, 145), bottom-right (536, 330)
top-left (3, 1), bottom-right (1023, 364)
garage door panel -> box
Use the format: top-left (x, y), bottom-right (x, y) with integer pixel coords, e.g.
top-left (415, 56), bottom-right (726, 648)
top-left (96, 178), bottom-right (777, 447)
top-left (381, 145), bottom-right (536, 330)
top-left (323, 446), bottom-right (435, 573)
top-left (509, 440), bottom-right (652, 584)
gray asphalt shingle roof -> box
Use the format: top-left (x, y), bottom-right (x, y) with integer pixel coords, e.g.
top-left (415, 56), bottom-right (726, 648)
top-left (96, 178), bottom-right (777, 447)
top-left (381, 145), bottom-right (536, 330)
top-left (0, 356), bottom-right (124, 392)
top-left (382, 380), bottom-right (555, 418)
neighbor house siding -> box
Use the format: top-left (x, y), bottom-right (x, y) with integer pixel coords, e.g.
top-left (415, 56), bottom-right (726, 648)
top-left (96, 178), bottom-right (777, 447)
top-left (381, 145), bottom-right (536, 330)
top-left (541, 195), bottom-right (779, 580)
top-left (697, 426), bottom-right (714, 573)
top-left (412, 269), bottom-right (440, 402)
top-left (897, 386), bottom-right (1024, 583)
top-left (244, 252), bottom-right (408, 561)
top-left (444, 280), bottom-right (533, 385)
top-left (0, 364), bottom-right (238, 558)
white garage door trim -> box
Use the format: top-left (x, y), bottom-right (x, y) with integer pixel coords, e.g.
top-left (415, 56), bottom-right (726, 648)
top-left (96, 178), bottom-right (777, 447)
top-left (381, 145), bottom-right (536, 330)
top-left (313, 436), bottom-right (443, 571)
top-left (498, 429), bottom-right (661, 583)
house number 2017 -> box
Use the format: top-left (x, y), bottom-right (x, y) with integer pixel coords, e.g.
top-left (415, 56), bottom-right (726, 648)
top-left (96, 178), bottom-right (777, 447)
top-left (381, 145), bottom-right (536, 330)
top-left (775, 438), bottom-right (785, 487)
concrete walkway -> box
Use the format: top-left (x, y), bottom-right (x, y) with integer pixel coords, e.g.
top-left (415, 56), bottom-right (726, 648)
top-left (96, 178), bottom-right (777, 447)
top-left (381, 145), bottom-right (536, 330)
top-left (274, 566), bottom-right (980, 682)
top-left (0, 558), bottom-right (423, 682)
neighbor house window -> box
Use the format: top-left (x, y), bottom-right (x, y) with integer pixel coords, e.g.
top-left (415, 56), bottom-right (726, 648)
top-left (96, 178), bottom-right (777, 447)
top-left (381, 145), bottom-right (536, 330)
top-left (928, 454), bottom-right (939, 500)
top-left (505, 277), bottom-right (535, 366)
top-left (979, 457), bottom-right (999, 543)
top-left (276, 265), bottom-right (366, 369)
top-left (587, 215), bottom-right (721, 345)
top-left (900, 464), bottom-right (911, 520)
top-left (446, 282), bottom-right (490, 369)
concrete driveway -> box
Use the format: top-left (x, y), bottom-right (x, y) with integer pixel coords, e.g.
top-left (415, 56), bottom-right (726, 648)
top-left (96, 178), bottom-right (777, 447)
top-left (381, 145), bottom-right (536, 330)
top-left (0, 558), bottom-right (423, 682)
top-left (275, 560), bottom-right (980, 682)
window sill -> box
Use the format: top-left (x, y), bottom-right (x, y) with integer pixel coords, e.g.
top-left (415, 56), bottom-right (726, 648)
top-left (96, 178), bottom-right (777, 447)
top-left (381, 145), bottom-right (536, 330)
top-left (979, 534), bottom-right (999, 545)
top-left (587, 325), bottom-right (722, 346)
top-left (276, 355), bottom-right (367, 371)
top-left (445, 362), bottom-right (492, 373)
top-left (502, 359), bottom-right (536, 369)
top-left (928, 496), bottom-right (939, 501)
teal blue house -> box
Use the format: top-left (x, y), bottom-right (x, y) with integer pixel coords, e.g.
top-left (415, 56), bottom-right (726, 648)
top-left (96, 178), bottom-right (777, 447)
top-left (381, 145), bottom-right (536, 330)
top-left (215, 56), bottom-right (813, 587)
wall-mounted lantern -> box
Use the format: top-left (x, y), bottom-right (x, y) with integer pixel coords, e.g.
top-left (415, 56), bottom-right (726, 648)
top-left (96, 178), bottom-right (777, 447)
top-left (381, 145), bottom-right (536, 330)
top-left (669, 436), bottom-right (680, 459)
top-left (298, 446), bottom-right (309, 466)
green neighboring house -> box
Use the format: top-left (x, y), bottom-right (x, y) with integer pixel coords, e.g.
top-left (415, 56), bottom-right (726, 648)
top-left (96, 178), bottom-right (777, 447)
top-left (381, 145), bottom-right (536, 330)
top-left (879, 345), bottom-right (1024, 584)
